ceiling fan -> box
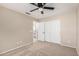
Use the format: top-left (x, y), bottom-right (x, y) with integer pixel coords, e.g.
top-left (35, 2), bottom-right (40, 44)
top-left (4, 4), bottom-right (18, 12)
top-left (30, 3), bottom-right (54, 14)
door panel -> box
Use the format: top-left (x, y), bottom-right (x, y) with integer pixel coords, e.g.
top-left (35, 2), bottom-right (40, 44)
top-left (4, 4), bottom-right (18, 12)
top-left (38, 22), bottom-right (45, 41)
top-left (45, 20), bottom-right (61, 44)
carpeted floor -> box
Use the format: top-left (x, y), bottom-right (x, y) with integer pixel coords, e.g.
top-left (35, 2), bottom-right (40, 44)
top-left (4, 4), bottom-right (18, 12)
top-left (0, 41), bottom-right (78, 56)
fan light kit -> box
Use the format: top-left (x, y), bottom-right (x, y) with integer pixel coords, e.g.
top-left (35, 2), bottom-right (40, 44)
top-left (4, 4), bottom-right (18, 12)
top-left (39, 8), bottom-right (43, 11)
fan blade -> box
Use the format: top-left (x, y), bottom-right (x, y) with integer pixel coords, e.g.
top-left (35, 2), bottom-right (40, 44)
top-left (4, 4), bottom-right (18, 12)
top-left (44, 7), bottom-right (54, 10)
top-left (38, 3), bottom-right (46, 7)
top-left (38, 3), bottom-right (43, 7)
top-left (43, 3), bottom-right (46, 6)
top-left (30, 3), bottom-right (38, 7)
top-left (30, 8), bottom-right (39, 12)
top-left (41, 11), bottom-right (44, 14)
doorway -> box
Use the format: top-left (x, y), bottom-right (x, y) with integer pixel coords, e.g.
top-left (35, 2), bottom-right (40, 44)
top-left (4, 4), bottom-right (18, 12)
top-left (33, 20), bottom-right (61, 44)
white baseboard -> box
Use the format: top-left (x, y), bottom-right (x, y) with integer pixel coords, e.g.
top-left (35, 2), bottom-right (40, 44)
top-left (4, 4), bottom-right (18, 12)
top-left (60, 42), bottom-right (76, 48)
top-left (0, 42), bottom-right (33, 55)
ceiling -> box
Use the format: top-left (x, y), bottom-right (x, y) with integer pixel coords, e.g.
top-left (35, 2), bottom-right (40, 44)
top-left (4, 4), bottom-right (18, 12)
top-left (0, 3), bottom-right (79, 19)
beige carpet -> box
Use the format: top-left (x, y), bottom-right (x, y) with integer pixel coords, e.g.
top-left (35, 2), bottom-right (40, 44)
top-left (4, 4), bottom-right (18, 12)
top-left (0, 41), bottom-right (78, 56)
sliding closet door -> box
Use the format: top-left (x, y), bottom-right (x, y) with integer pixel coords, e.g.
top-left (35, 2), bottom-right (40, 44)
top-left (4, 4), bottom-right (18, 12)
top-left (45, 20), bottom-right (61, 44)
top-left (38, 22), bottom-right (45, 41)
top-left (37, 20), bottom-right (61, 44)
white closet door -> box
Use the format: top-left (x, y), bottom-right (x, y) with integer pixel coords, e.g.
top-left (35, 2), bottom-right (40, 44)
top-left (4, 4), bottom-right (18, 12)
top-left (38, 22), bottom-right (45, 41)
top-left (45, 20), bottom-right (61, 44)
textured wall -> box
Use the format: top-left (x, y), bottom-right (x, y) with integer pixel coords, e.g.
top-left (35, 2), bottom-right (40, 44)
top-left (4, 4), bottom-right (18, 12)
top-left (0, 6), bottom-right (35, 53)
top-left (60, 9), bottom-right (77, 48)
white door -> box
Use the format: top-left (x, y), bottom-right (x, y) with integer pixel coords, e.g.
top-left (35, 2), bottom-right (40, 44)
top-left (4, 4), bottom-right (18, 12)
top-left (45, 20), bottom-right (61, 44)
top-left (37, 20), bottom-right (61, 44)
top-left (38, 22), bottom-right (45, 41)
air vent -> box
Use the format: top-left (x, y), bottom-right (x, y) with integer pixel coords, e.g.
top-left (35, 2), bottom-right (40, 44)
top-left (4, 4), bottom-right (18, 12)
top-left (25, 12), bottom-right (30, 15)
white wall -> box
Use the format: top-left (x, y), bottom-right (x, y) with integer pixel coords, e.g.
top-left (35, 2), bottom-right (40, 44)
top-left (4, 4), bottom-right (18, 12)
top-left (60, 9), bottom-right (77, 48)
top-left (0, 6), bottom-right (35, 53)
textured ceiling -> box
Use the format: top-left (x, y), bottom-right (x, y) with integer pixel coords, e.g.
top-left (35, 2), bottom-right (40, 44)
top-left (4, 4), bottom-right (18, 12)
top-left (0, 3), bottom-right (79, 19)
